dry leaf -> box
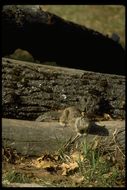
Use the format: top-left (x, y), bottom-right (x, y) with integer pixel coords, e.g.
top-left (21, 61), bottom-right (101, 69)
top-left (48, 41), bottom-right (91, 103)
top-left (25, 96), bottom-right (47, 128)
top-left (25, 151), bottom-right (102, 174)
top-left (35, 153), bottom-right (60, 164)
top-left (68, 162), bottom-right (79, 171)
top-left (71, 151), bottom-right (84, 162)
top-left (32, 159), bottom-right (56, 169)
top-left (37, 156), bottom-right (44, 162)
top-left (60, 163), bottom-right (70, 175)
top-left (60, 162), bottom-right (79, 176)
top-left (71, 175), bottom-right (84, 184)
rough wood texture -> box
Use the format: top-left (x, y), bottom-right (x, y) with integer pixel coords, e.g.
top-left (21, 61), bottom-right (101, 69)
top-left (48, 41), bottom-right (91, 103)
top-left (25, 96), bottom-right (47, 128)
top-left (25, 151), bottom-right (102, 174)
top-left (2, 118), bottom-right (125, 156)
top-left (2, 118), bottom-right (77, 155)
top-left (2, 5), bottom-right (125, 75)
top-left (2, 58), bottom-right (125, 120)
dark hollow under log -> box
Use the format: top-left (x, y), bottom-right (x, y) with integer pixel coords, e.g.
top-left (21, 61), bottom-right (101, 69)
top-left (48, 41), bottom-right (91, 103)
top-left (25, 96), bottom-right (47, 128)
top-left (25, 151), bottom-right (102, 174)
top-left (2, 58), bottom-right (125, 121)
top-left (2, 5), bottom-right (125, 75)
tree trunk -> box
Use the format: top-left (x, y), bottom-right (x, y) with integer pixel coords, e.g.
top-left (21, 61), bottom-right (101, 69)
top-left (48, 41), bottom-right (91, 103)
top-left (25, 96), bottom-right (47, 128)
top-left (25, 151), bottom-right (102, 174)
top-left (2, 58), bottom-right (125, 120)
top-left (2, 5), bottom-right (125, 75)
top-left (2, 118), bottom-right (125, 156)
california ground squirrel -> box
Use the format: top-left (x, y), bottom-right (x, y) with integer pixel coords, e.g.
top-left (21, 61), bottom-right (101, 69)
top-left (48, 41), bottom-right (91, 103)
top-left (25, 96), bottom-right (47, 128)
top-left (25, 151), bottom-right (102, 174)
top-left (59, 106), bottom-right (90, 136)
top-left (74, 115), bottom-right (90, 135)
top-left (59, 106), bottom-right (81, 127)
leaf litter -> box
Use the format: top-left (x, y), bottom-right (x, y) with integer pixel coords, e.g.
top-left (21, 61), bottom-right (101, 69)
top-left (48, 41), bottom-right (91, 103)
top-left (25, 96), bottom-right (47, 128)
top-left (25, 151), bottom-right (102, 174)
top-left (2, 140), bottom-right (125, 187)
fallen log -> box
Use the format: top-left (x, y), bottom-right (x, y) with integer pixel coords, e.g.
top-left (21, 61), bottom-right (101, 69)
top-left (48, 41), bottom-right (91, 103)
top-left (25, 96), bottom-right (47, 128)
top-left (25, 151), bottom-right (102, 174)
top-left (2, 118), bottom-right (125, 156)
top-left (2, 58), bottom-right (125, 120)
top-left (2, 5), bottom-right (125, 75)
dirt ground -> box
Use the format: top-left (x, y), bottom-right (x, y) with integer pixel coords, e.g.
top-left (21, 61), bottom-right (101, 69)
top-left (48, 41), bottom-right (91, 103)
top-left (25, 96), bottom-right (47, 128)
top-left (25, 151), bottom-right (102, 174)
top-left (2, 136), bottom-right (125, 188)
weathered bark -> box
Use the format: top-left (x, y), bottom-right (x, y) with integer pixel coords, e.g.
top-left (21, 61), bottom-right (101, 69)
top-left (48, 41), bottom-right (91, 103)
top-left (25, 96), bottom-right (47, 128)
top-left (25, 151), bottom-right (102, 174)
top-left (2, 58), bottom-right (125, 120)
top-left (2, 118), bottom-right (125, 156)
top-left (2, 5), bottom-right (125, 75)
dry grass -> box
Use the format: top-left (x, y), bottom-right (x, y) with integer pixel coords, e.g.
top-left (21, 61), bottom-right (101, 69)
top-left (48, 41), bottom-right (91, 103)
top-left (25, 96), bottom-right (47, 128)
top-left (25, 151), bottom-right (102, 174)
top-left (42, 5), bottom-right (125, 47)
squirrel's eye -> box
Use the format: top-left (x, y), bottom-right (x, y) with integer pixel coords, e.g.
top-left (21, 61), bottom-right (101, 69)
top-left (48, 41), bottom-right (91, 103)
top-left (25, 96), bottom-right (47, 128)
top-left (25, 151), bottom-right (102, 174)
top-left (80, 129), bottom-right (86, 134)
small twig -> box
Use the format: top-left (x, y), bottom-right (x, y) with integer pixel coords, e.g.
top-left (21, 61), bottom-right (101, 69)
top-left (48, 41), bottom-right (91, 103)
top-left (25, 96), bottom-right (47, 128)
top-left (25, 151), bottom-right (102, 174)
top-left (112, 129), bottom-right (125, 158)
top-left (63, 134), bottom-right (80, 150)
